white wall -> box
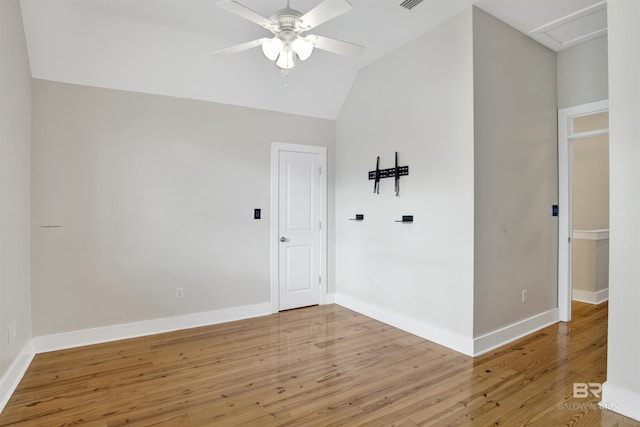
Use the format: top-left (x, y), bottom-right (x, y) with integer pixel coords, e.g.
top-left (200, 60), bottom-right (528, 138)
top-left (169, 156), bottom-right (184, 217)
top-left (0, 0), bottom-right (32, 380)
top-left (601, 0), bottom-right (640, 420)
top-left (31, 80), bottom-right (335, 336)
top-left (336, 9), bottom-right (475, 352)
top-left (472, 8), bottom-right (558, 336)
top-left (557, 35), bottom-right (608, 109)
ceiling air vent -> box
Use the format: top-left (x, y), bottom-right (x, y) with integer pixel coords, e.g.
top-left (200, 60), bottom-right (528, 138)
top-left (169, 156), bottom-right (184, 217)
top-left (400, 0), bottom-right (424, 10)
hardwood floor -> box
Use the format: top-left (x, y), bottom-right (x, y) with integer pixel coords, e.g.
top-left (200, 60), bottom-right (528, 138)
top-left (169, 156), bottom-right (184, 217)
top-left (1, 302), bottom-right (638, 426)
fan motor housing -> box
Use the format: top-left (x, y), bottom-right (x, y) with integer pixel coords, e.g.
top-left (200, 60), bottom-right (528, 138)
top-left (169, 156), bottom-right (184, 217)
top-left (271, 8), bottom-right (303, 30)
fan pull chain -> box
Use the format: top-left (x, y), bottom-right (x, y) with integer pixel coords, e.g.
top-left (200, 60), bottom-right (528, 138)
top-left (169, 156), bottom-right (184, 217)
top-left (280, 67), bottom-right (290, 88)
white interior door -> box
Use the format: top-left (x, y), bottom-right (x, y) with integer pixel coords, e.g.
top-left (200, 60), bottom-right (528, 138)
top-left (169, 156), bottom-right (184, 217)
top-left (271, 143), bottom-right (326, 312)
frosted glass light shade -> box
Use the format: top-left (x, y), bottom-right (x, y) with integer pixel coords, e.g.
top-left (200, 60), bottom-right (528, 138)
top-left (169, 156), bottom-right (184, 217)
top-left (261, 37), bottom-right (283, 61)
top-left (276, 50), bottom-right (295, 69)
top-left (292, 37), bottom-right (313, 61)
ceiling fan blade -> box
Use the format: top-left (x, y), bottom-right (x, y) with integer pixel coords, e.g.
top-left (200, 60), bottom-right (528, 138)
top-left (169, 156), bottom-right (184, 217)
top-left (217, 1), bottom-right (275, 30)
top-left (310, 35), bottom-right (363, 57)
top-left (209, 38), bottom-right (265, 56)
top-left (298, 0), bottom-right (352, 31)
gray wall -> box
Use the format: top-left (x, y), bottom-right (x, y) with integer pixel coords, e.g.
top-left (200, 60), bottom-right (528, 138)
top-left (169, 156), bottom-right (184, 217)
top-left (604, 0), bottom-right (640, 413)
top-left (336, 9), bottom-right (475, 342)
top-left (557, 35), bottom-right (608, 109)
top-left (572, 135), bottom-right (609, 230)
top-left (472, 8), bottom-right (558, 336)
top-left (572, 239), bottom-right (608, 293)
top-left (31, 80), bottom-right (335, 335)
top-left (0, 0), bottom-right (32, 376)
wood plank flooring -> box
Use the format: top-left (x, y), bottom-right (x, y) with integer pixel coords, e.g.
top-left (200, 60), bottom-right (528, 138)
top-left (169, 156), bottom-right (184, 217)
top-left (1, 302), bottom-right (638, 426)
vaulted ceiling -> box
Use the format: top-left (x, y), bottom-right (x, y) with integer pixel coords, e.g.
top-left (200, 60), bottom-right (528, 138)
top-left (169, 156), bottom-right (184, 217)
top-left (20, 0), bottom-right (606, 119)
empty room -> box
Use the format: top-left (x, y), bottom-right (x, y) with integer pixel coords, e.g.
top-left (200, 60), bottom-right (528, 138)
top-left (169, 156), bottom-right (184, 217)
top-left (1, 0), bottom-right (639, 425)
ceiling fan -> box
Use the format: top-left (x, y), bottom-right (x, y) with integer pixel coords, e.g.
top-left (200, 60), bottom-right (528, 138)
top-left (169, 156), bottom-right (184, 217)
top-left (210, 0), bottom-right (364, 70)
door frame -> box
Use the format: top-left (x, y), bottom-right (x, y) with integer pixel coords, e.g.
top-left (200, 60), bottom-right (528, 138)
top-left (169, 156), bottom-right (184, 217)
top-left (557, 99), bottom-right (609, 322)
top-left (270, 142), bottom-right (327, 313)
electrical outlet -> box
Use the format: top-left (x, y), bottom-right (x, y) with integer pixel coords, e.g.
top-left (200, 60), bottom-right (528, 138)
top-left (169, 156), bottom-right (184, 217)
top-left (521, 290), bottom-right (527, 303)
top-left (176, 287), bottom-right (184, 299)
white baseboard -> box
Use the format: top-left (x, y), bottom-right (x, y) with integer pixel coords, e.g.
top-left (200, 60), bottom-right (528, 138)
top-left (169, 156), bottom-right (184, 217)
top-left (473, 308), bottom-right (559, 356)
top-left (335, 294), bottom-right (560, 358)
top-left (601, 382), bottom-right (640, 421)
top-left (0, 341), bottom-right (35, 413)
top-left (33, 302), bottom-right (272, 353)
top-left (573, 288), bottom-right (609, 304)
top-left (335, 293), bottom-right (474, 356)
top-left (324, 292), bottom-right (336, 304)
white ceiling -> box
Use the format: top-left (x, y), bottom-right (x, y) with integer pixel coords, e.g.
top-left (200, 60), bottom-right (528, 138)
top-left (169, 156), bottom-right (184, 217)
top-left (20, 0), bottom-right (606, 120)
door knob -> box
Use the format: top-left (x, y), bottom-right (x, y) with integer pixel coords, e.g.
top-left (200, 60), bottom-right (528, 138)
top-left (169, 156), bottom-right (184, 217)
top-left (280, 237), bottom-right (286, 242)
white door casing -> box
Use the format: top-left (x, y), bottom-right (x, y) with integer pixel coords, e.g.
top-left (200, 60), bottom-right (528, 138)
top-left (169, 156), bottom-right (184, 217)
top-left (557, 99), bottom-right (609, 322)
top-left (270, 142), bottom-right (327, 312)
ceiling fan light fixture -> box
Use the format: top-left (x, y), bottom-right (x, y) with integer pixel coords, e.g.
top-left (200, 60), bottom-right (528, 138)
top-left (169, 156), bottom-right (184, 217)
top-left (261, 37), bottom-right (284, 61)
top-left (292, 36), bottom-right (314, 61)
top-left (276, 49), bottom-right (295, 69)
top-left (213, 0), bottom-right (363, 70)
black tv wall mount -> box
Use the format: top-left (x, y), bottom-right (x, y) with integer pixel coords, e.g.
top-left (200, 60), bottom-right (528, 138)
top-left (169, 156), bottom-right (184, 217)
top-left (368, 152), bottom-right (409, 196)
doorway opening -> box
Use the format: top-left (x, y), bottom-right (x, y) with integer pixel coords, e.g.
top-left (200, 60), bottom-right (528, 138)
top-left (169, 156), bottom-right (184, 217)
top-left (558, 100), bottom-right (609, 322)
